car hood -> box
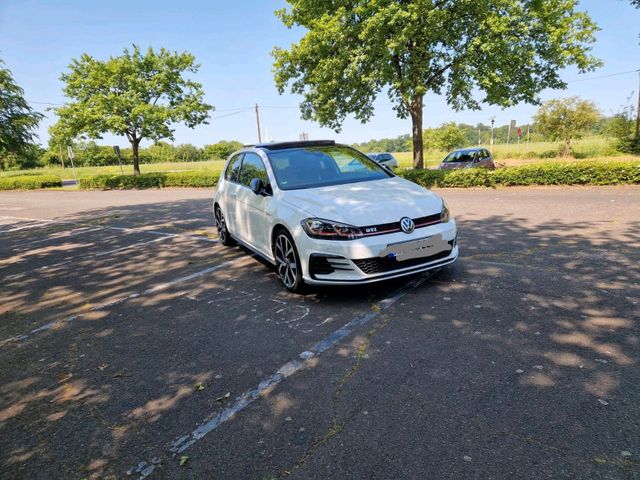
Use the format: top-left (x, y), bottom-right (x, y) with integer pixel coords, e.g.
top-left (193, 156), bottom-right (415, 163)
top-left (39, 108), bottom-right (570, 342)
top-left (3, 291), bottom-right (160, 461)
top-left (280, 177), bottom-right (443, 226)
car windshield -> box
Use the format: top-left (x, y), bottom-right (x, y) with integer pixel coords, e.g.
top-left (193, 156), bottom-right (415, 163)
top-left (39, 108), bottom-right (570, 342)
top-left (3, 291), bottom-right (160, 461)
top-left (443, 151), bottom-right (475, 163)
top-left (267, 146), bottom-right (392, 190)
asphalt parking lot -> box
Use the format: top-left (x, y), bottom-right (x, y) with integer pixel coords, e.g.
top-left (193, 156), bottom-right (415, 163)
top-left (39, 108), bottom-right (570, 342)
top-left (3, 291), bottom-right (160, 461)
top-left (1, 185), bottom-right (639, 480)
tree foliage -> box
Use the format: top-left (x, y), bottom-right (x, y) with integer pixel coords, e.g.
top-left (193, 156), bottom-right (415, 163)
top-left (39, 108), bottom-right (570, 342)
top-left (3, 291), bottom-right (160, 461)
top-left (423, 123), bottom-right (467, 152)
top-left (353, 134), bottom-right (411, 153)
top-left (272, 0), bottom-right (601, 168)
top-left (203, 140), bottom-right (243, 160)
top-left (53, 45), bottom-right (213, 175)
top-left (533, 97), bottom-right (600, 156)
top-left (0, 60), bottom-right (43, 159)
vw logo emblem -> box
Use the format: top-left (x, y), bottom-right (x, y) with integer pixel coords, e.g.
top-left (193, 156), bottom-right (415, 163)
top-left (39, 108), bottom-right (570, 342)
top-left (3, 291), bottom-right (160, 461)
top-left (400, 217), bottom-right (415, 234)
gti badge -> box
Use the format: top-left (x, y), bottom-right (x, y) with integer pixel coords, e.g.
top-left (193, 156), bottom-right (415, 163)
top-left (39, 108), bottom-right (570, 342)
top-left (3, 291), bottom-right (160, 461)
top-left (400, 217), bottom-right (415, 234)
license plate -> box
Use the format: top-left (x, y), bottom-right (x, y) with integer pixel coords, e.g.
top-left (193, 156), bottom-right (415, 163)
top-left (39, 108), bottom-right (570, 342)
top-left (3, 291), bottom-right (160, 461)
top-left (380, 234), bottom-right (450, 261)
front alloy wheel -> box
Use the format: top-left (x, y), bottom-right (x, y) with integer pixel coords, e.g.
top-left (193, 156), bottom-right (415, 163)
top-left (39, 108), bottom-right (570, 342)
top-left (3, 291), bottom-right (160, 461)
top-left (274, 230), bottom-right (304, 292)
top-left (215, 206), bottom-right (235, 246)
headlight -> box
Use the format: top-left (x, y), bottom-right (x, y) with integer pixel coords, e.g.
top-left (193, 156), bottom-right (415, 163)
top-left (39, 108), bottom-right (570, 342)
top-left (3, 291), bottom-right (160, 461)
top-left (440, 200), bottom-right (451, 223)
top-left (301, 218), bottom-right (363, 240)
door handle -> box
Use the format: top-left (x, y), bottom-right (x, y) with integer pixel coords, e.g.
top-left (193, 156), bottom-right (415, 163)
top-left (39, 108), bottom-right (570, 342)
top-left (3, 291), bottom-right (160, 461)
top-left (229, 192), bottom-right (237, 197)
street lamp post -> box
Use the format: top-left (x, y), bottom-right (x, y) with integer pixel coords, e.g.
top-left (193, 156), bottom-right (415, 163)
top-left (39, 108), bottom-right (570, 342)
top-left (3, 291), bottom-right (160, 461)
top-left (490, 118), bottom-right (495, 152)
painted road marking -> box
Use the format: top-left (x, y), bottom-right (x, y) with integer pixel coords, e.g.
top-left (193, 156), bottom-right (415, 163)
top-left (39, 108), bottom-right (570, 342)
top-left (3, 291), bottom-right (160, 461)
top-left (0, 215), bottom-right (218, 244)
top-left (0, 257), bottom-right (248, 346)
top-left (2, 235), bottom-right (190, 281)
top-left (129, 272), bottom-right (433, 478)
top-left (17, 226), bottom-right (105, 247)
top-left (1, 220), bottom-right (61, 233)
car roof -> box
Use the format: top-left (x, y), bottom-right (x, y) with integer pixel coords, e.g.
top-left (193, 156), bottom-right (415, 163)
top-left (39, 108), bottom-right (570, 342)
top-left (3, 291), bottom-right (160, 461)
top-left (452, 147), bottom-right (486, 153)
top-left (245, 140), bottom-right (336, 151)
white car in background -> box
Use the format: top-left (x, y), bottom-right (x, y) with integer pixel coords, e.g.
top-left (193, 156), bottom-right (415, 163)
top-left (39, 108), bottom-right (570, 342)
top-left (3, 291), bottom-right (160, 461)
top-left (213, 141), bottom-right (458, 292)
top-left (367, 152), bottom-right (399, 169)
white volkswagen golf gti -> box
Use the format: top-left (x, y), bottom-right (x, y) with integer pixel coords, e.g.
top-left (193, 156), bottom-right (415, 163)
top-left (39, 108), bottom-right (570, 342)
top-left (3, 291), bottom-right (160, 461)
top-left (213, 140), bottom-right (458, 292)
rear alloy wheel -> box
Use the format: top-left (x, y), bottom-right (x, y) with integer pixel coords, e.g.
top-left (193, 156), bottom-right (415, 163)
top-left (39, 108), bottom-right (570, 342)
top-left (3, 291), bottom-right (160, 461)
top-left (274, 230), bottom-right (304, 292)
top-left (215, 206), bottom-right (236, 246)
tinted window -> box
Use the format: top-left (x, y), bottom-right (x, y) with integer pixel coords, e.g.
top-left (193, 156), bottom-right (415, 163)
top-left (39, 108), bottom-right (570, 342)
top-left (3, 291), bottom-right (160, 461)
top-left (443, 151), bottom-right (474, 163)
top-left (237, 152), bottom-right (269, 187)
top-left (225, 154), bottom-right (243, 182)
top-left (268, 146), bottom-right (391, 190)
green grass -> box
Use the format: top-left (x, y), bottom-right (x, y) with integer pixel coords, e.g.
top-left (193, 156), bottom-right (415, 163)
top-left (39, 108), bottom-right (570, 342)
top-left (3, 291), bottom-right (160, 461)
top-left (0, 160), bottom-right (226, 181)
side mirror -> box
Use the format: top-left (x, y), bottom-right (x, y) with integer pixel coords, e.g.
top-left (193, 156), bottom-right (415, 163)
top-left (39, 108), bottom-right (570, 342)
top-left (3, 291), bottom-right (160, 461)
top-left (250, 178), bottom-right (266, 195)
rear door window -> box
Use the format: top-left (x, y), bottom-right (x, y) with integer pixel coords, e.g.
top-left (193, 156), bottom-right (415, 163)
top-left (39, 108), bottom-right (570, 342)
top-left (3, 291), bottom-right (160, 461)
top-left (225, 154), bottom-right (244, 182)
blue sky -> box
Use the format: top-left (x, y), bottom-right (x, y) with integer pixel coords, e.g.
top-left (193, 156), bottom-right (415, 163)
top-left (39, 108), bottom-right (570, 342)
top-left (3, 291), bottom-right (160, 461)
top-left (1, 0), bottom-right (639, 147)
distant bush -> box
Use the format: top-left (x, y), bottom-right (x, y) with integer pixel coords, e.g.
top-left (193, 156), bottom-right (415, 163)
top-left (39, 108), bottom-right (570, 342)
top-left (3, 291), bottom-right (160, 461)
top-left (0, 174), bottom-right (62, 190)
top-left (79, 171), bottom-right (217, 189)
top-left (400, 162), bottom-right (640, 188)
top-left (616, 136), bottom-right (640, 155)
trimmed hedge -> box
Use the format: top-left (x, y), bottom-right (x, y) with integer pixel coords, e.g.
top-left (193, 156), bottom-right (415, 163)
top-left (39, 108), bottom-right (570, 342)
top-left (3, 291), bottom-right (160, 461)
top-left (0, 174), bottom-right (62, 190)
top-left (77, 162), bottom-right (640, 190)
top-left (79, 171), bottom-right (217, 189)
top-left (399, 161), bottom-right (640, 188)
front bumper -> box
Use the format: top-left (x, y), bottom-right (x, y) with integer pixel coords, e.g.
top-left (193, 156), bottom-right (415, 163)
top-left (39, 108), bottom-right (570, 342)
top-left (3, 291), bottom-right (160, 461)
top-left (296, 219), bottom-right (458, 285)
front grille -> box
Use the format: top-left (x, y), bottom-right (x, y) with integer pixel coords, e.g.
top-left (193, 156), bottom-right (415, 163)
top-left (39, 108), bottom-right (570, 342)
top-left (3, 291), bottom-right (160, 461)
top-left (361, 213), bottom-right (441, 237)
top-left (353, 241), bottom-right (454, 275)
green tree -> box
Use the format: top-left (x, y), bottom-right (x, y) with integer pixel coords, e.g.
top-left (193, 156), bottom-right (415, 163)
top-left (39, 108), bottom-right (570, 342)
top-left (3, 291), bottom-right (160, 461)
top-left (272, 0), bottom-right (601, 168)
top-left (175, 143), bottom-right (201, 162)
top-left (53, 45), bottom-right (213, 175)
top-left (605, 105), bottom-right (640, 154)
top-left (0, 60), bottom-right (43, 164)
top-left (146, 141), bottom-right (176, 163)
top-left (533, 97), bottom-right (600, 157)
top-left (203, 140), bottom-right (243, 160)
top-left (423, 122), bottom-right (467, 152)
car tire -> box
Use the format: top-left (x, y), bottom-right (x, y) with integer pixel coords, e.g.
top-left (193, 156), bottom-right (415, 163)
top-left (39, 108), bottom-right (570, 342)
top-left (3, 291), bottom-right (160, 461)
top-left (273, 229), bottom-right (305, 293)
top-left (214, 206), bottom-right (236, 247)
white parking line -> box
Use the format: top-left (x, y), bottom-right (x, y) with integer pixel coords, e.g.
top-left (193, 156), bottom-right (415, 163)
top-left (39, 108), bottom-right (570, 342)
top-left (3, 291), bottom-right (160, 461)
top-left (93, 236), bottom-right (169, 257)
top-left (1, 220), bottom-right (60, 233)
top-left (128, 272), bottom-right (433, 478)
top-left (18, 226), bottom-right (105, 247)
top-left (0, 215), bottom-right (218, 244)
top-left (0, 257), bottom-right (247, 346)
top-left (2, 235), bottom-right (182, 280)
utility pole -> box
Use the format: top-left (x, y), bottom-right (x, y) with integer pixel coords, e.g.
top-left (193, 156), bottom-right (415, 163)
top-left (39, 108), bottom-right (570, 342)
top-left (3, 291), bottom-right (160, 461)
top-left (58, 144), bottom-right (65, 169)
top-left (490, 117), bottom-right (495, 153)
top-left (636, 71), bottom-right (640, 138)
top-left (255, 103), bottom-right (262, 143)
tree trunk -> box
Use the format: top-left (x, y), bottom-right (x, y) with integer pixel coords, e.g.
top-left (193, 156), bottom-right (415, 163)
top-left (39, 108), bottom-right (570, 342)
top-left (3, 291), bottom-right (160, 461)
top-left (563, 139), bottom-right (570, 157)
top-left (131, 139), bottom-right (141, 176)
top-left (410, 97), bottom-right (424, 169)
